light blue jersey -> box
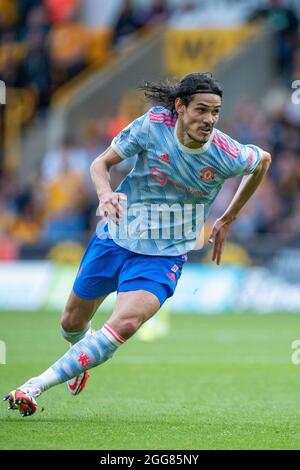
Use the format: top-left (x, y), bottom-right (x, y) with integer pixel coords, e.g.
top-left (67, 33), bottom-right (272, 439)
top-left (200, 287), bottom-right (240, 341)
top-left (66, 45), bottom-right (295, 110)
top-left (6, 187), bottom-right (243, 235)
top-left (103, 106), bottom-right (262, 256)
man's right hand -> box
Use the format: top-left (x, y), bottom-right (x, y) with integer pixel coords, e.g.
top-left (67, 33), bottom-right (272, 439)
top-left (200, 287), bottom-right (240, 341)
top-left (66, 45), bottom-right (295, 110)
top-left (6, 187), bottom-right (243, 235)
top-left (98, 192), bottom-right (127, 224)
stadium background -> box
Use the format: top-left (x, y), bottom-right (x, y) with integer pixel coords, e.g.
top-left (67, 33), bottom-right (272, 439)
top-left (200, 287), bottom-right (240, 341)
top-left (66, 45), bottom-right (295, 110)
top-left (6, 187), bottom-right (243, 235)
top-left (1, 0), bottom-right (300, 450)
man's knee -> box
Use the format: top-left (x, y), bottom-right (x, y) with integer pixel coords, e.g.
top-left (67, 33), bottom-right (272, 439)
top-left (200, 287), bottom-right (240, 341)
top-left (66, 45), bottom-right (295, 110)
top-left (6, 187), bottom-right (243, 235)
top-left (61, 305), bottom-right (85, 333)
top-left (114, 315), bottom-right (144, 339)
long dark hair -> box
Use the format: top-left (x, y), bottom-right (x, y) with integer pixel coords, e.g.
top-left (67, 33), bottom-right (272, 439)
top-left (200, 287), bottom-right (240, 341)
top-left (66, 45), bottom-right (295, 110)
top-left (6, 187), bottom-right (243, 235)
top-left (140, 72), bottom-right (223, 112)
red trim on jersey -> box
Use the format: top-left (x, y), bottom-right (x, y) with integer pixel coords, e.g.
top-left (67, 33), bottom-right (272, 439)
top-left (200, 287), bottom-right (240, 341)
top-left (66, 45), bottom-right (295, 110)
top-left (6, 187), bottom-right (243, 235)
top-left (150, 111), bottom-right (177, 118)
top-left (212, 133), bottom-right (239, 159)
top-left (213, 132), bottom-right (239, 156)
top-left (150, 111), bottom-right (177, 127)
top-left (214, 132), bottom-right (238, 151)
top-left (150, 117), bottom-right (176, 122)
top-left (214, 137), bottom-right (239, 155)
top-left (245, 148), bottom-right (254, 170)
top-left (150, 117), bottom-right (177, 123)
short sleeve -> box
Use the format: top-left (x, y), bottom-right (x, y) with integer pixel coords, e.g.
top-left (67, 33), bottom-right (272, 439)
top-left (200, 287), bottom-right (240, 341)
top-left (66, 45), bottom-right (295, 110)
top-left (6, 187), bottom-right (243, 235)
top-left (233, 144), bottom-right (262, 177)
top-left (111, 112), bottom-right (150, 160)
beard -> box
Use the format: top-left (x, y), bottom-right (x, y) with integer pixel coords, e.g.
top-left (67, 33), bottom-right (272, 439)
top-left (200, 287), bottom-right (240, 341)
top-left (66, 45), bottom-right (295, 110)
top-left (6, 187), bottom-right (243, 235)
top-left (186, 129), bottom-right (211, 146)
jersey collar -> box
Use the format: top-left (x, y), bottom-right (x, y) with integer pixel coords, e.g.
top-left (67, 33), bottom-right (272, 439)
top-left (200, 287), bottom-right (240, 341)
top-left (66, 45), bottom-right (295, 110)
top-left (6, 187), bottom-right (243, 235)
top-left (174, 121), bottom-right (215, 155)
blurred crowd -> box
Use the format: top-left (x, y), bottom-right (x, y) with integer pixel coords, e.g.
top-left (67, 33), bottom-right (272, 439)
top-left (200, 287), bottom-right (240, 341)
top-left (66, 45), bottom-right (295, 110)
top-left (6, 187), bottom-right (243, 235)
top-left (0, 0), bottom-right (114, 114)
top-left (0, 0), bottom-right (300, 261)
top-left (0, 0), bottom-right (172, 115)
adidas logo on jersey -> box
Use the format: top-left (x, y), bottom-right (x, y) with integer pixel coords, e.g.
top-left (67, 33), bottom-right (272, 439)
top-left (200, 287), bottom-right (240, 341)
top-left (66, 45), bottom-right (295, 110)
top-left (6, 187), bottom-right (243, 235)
top-left (159, 153), bottom-right (170, 164)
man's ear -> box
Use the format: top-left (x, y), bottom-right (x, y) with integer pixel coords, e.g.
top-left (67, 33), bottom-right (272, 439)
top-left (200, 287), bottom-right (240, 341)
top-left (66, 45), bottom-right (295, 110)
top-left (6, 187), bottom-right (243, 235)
top-left (175, 97), bottom-right (184, 115)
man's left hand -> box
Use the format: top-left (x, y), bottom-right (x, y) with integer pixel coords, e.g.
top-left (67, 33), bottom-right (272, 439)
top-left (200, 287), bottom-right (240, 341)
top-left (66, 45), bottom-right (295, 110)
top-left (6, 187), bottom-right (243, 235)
top-left (208, 217), bottom-right (232, 265)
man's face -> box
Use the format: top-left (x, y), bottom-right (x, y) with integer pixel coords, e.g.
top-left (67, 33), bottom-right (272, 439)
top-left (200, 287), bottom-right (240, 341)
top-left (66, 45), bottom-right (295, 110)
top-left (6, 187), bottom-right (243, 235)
top-left (176, 93), bottom-right (222, 146)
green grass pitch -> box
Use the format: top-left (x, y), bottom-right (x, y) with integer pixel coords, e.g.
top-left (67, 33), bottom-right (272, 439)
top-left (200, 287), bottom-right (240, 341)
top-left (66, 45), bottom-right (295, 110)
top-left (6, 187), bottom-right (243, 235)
top-left (1, 310), bottom-right (300, 450)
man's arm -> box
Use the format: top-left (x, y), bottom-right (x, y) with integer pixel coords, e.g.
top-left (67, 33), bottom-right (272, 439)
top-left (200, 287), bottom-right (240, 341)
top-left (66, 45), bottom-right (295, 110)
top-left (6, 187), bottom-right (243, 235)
top-left (208, 151), bottom-right (272, 265)
top-left (90, 146), bottom-right (127, 223)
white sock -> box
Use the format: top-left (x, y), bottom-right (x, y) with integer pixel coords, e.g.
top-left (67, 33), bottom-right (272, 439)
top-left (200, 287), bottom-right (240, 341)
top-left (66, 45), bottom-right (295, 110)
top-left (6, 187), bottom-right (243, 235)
top-left (61, 321), bottom-right (92, 345)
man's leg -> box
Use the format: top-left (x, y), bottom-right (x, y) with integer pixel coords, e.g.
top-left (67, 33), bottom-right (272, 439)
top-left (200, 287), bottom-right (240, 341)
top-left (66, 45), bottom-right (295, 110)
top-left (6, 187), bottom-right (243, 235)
top-left (3, 292), bottom-right (107, 415)
top-left (61, 291), bottom-right (106, 340)
top-left (60, 291), bottom-right (107, 395)
top-left (108, 291), bottom-right (160, 340)
top-left (4, 291), bottom-right (160, 416)
top-left (34, 290), bottom-right (160, 384)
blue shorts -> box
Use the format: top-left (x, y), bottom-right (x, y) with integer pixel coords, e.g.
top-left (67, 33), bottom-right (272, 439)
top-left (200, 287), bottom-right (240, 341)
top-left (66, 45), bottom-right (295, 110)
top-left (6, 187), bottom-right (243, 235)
top-left (73, 232), bottom-right (187, 306)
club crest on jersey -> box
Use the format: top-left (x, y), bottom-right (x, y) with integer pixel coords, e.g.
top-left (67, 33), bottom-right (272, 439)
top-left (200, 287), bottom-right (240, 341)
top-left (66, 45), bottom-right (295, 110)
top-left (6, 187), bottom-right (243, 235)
top-left (199, 166), bottom-right (216, 182)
